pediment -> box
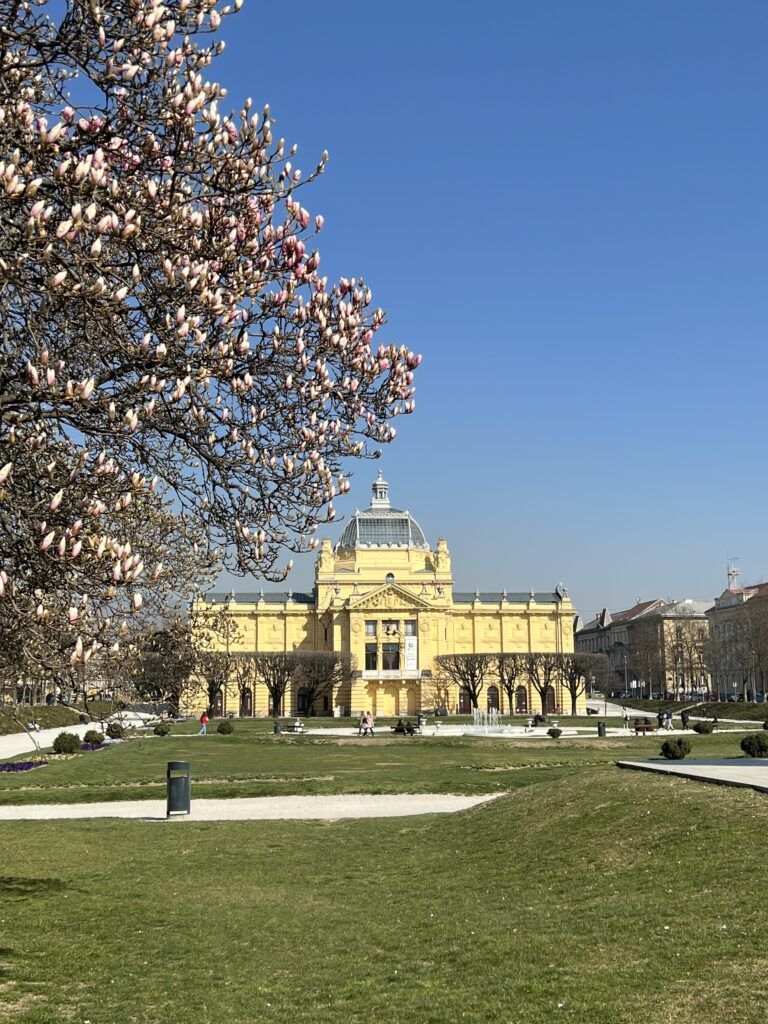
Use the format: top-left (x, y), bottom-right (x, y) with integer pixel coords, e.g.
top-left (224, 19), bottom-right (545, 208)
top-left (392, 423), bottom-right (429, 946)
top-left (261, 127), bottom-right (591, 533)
top-left (348, 583), bottom-right (433, 611)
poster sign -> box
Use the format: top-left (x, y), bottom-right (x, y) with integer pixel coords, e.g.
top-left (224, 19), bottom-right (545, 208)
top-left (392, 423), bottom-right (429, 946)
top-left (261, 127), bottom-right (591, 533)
top-left (404, 636), bottom-right (418, 671)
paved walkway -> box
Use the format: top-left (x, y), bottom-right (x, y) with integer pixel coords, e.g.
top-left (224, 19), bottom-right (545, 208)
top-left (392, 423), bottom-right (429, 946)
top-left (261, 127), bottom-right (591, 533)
top-left (0, 721), bottom-right (97, 761)
top-left (0, 792), bottom-right (502, 822)
top-left (617, 758), bottom-right (768, 794)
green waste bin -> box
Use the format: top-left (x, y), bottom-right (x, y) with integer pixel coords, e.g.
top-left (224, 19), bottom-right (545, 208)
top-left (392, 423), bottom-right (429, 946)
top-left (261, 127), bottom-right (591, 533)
top-left (597, 721), bottom-right (607, 738)
top-left (166, 761), bottom-right (191, 817)
top-left (273, 720), bottom-right (282, 735)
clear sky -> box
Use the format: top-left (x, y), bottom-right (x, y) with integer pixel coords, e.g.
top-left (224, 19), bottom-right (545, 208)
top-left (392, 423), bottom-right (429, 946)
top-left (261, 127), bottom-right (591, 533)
top-left (215, 0), bottom-right (768, 616)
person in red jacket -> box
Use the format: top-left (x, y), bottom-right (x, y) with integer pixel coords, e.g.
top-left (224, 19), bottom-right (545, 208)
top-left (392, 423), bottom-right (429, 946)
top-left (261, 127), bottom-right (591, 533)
top-left (199, 711), bottom-right (209, 735)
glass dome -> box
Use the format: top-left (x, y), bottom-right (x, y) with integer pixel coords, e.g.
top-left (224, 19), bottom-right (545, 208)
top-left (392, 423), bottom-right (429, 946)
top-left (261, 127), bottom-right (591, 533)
top-left (336, 473), bottom-right (429, 550)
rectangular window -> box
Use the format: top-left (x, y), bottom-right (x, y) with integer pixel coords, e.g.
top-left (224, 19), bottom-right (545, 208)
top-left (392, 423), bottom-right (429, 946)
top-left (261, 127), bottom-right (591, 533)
top-left (365, 644), bottom-right (377, 671)
top-left (365, 620), bottom-right (377, 636)
top-left (404, 620), bottom-right (417, 636)
top-left (382, 643), bottom-right (400, 671)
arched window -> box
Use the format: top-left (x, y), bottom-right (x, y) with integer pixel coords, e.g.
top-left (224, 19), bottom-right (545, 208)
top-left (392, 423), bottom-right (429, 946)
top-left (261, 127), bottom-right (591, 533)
top-left (515, 685), bottom-right (528, 714)
top-left (487, 685), bottom-right (500, 712)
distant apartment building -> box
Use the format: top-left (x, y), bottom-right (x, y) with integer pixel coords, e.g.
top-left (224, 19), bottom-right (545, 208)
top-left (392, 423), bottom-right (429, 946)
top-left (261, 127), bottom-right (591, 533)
top-left (574, 600), bottom-right (667, 692)
top-left (628, 600), bottom-right (711, 697)
top-left (706, 583), bottom-right (768, 698)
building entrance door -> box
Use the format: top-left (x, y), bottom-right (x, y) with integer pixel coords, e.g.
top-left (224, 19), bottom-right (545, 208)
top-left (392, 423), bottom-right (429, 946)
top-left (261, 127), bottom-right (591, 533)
top-left (240, 688), bottom-right (252, 717)
top-left (543, 685), bottom-right (556, 714)
top-left (212, 689), bottom-right (224, 718)
top-left (515, 685), bottom-right (528, 714)
top-left (458, 690), bottom-right (472, 714)
top-left (487, 685), bottom-right (500, 712)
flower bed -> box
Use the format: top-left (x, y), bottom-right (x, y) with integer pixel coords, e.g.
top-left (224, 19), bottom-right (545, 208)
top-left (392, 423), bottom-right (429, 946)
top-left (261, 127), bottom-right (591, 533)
top-left (0, 759), bottom-right (49, 772)
top-left (80, 743), bottom-right (105, 752)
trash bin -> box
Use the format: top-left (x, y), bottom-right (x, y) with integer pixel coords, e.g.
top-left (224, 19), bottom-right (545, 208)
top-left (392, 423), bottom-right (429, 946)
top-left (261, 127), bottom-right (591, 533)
top-left (273, 720), bottom-right (282, 735)
top-left (417, 714), bottom-right (427, 728)
top-left (166, 761), bottom-right (191, 817)
top-left (597, 721), bottom-right (607, 738)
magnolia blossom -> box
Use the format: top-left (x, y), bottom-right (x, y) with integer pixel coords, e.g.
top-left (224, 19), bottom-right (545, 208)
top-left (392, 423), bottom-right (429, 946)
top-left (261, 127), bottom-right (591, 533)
top-left (0, 0), bottom-right (419, 671)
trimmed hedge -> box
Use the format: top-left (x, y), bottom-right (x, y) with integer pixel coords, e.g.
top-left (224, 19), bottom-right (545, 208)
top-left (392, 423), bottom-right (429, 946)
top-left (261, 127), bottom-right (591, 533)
top-left (547, 727), bottom-right (562, 740)
top-left (216, 719), bottom-right (234, 735)
top-left (692, 722), bottom-right (714, 735)
top-left (153, 721), bottom-right (170, 736)
top-left (83, 729), bottom-right (105, 745)
top-left (105, 722), bottom-right (126, 740)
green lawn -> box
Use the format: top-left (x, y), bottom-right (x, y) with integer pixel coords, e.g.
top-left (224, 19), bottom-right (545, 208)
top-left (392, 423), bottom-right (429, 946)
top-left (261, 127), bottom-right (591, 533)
top-left (2, 730), bottom-right (768, 1023)
top-left (0, 700), bottom-right (123, 735)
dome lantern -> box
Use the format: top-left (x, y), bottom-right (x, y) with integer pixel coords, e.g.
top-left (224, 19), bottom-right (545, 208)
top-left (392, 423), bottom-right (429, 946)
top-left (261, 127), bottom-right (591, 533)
top-left (336, 474), bottom-right (428, 550)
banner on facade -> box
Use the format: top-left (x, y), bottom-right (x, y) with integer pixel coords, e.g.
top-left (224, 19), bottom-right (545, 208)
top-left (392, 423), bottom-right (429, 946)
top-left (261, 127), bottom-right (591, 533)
top-left (405, 636), bottom-right (418, 671)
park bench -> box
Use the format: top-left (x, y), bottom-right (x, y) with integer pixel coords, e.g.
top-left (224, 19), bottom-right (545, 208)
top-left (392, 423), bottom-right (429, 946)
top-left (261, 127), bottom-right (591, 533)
top-left (390, 725), bottom-right (420, 736)
top-left (634, 721), bottom-right (655, 735)
top-left (285, 722), bottom-right (306, 734)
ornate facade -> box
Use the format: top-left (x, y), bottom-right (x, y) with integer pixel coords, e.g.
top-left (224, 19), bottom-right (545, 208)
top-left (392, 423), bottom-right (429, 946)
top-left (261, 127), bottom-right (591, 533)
top-left (195, 473), bottom-right (577, 716)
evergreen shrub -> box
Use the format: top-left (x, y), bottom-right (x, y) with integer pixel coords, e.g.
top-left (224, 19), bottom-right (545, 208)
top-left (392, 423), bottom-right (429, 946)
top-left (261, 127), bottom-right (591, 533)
top-left (661, 737), bottom-right (691, 760)
top-left (741, 733), bottom-right (768, 758)
top-left (53, 731), bottom-right (81, 754)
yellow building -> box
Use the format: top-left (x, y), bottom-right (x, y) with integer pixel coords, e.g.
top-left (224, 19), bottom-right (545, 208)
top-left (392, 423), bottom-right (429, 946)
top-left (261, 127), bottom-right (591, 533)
top-left (195, 473), bottom-right (577, 717)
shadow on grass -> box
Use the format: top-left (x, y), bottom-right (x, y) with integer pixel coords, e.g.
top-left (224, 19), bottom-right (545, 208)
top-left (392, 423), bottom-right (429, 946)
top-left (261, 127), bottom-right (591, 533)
top-left (0, 876), bottom-right (68, 901)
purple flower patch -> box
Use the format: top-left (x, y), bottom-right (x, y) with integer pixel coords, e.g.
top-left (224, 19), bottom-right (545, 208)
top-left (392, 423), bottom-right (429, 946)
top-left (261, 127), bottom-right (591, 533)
top-left (0, 760), bottom-right (49, 772)
top-left (80, 743), bottom-right (105, 752)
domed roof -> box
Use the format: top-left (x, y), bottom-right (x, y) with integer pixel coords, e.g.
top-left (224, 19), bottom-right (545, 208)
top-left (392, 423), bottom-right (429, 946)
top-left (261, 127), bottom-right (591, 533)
top-left (336, 472), bottom-right (429, 550)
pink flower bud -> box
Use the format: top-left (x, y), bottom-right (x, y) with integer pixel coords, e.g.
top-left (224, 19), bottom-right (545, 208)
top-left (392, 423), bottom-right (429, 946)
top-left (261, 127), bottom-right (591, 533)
top-left (50, 488), bottom-right (63, 512)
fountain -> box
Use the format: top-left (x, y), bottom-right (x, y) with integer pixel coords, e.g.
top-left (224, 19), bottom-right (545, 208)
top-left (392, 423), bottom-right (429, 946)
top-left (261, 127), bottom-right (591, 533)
top-left (464, 707), bottom-right (515, 736)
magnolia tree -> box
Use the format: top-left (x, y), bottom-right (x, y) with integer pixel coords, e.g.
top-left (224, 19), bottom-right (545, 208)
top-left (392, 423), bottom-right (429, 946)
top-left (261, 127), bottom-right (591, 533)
top-left (0, 0), bottom-right (420, 671)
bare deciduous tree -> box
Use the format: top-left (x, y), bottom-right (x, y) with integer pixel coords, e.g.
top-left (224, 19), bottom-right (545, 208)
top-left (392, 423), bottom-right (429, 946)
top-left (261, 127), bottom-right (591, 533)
top-left (292, 650), bottom-right (351, 716)
top-left (560, 652), bottom-right (608, 715)
top-left (522, 652), bottom-right (562, 715)
top-left (435, 653), bottom-right (492, 711)
top-left (496, 652), bottom-right (526, 714)
top-left (251, 652), bottom-right (300, 719)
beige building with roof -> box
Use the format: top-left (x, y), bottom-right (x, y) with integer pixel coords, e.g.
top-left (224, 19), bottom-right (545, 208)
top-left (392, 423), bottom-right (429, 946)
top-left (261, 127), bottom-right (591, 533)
top-left (196, 473), bottom-right (577, 717)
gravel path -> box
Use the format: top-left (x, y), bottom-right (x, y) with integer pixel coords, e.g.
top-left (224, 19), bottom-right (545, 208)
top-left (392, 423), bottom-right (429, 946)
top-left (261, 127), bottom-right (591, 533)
top-left (0, 792), bottom-right (503, 822)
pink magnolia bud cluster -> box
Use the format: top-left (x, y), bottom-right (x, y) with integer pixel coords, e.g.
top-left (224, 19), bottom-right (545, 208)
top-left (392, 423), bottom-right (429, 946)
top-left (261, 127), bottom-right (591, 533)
top-left (0, 0), bottom-right (420, 669)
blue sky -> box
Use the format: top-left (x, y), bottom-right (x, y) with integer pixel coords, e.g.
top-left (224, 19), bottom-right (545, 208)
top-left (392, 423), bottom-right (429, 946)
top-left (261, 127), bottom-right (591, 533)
top-left (215, 0), bottom-right (768, 615)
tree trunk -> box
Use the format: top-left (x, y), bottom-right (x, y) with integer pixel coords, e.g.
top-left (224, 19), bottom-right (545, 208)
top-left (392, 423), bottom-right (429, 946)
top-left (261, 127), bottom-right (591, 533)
top-left (571, 692), bottom-right (578, 716)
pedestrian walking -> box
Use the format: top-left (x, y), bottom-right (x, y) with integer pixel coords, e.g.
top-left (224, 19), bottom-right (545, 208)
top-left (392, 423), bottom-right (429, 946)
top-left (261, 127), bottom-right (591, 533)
top-left (362, 711), bottom-right (375, 737)
top-left (665, 710), bottom-right (674, 731)
top-left (357, 711), bottom-right (366, 737)
top-left (680, 709), bottom-right (690, 731)
top-left (199, 710), bottom-right (209, 735)
top-left (657, 711), bottom-right (664, 731)
top-left (622, 707), bottom-right (630, 731)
